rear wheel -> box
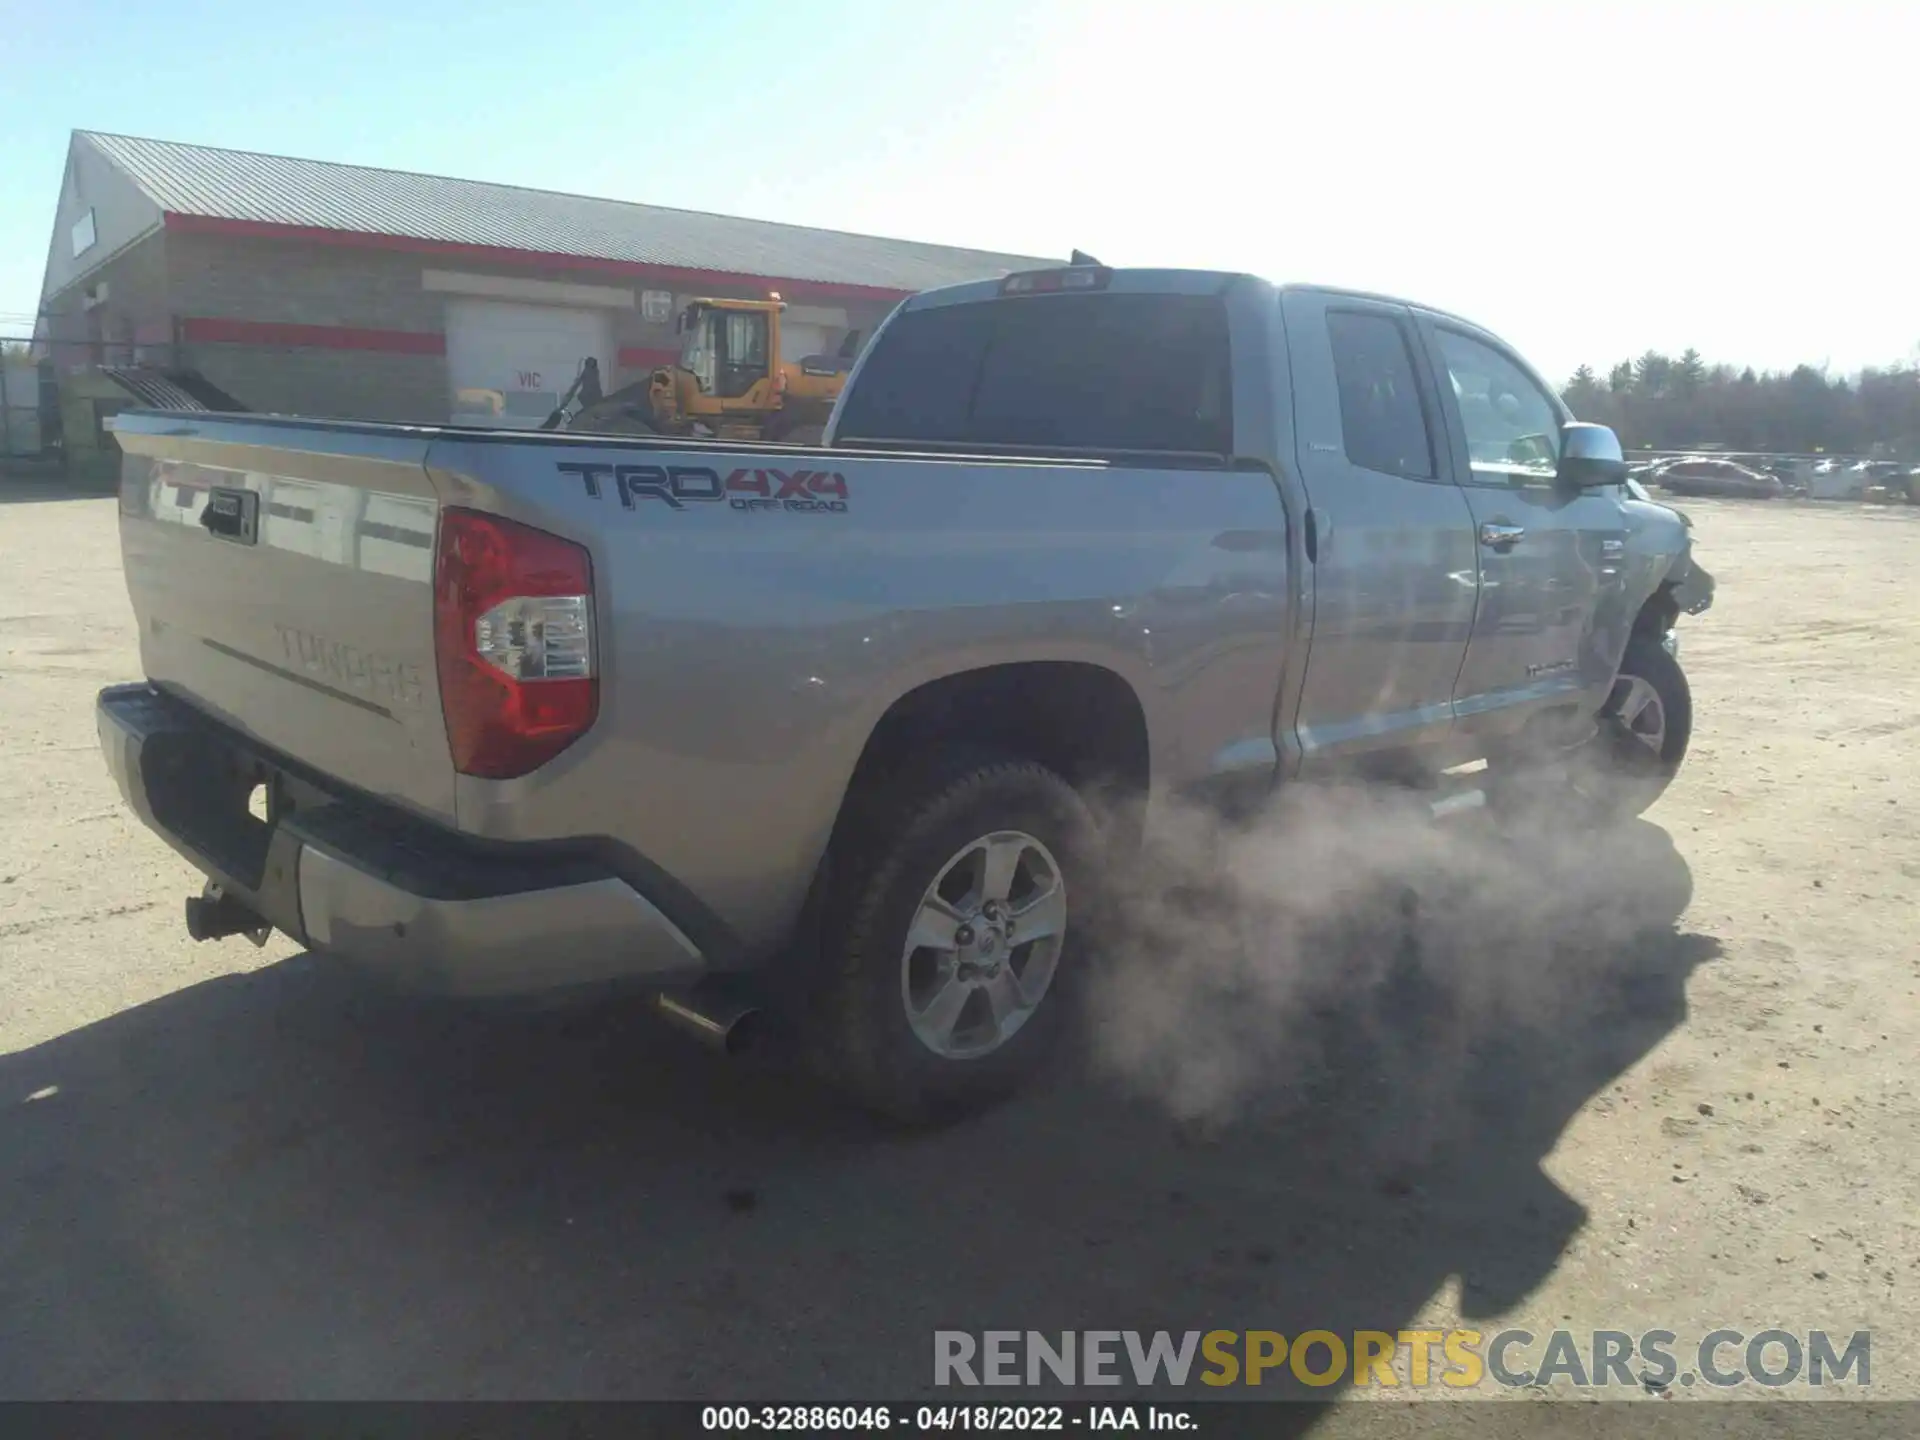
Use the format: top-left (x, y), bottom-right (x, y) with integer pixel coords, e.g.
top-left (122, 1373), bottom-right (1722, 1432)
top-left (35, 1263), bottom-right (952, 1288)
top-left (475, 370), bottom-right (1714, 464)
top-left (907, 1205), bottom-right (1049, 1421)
top-left (806, 756), bottom-right (1096, 1124)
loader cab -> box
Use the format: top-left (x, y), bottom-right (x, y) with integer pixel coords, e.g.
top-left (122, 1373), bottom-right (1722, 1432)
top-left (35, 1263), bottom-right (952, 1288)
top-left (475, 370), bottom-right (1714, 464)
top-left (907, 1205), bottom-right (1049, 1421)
top-left (676, 300), bottom-right (778, 401)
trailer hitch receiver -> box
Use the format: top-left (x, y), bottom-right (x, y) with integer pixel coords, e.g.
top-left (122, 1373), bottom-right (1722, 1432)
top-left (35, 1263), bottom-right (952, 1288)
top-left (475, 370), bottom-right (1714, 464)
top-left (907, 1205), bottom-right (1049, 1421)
top-left (184, 882), bottom-right (272, 947)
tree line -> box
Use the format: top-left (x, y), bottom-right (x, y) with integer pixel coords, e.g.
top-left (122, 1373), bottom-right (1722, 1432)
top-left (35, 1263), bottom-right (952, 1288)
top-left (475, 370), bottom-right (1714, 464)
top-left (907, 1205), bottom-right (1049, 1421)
top-left (1561, 350), bottom-right (1920, 459)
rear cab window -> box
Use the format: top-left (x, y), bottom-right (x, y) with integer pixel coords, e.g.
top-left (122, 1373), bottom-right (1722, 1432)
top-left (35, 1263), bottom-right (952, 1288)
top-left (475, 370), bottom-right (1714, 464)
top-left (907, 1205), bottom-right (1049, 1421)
top-left (834, 290), bottom-right (1232, 456)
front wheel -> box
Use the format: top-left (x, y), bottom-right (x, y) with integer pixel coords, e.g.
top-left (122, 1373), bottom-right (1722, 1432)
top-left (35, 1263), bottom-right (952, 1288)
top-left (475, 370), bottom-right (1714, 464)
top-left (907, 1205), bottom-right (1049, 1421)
top-left (807, 757), bottom-right (1097, 1124)
top-left (1558, 633), bottom-right (1692, 821)
top-left (1492, 633), bottom-right (1692, 824)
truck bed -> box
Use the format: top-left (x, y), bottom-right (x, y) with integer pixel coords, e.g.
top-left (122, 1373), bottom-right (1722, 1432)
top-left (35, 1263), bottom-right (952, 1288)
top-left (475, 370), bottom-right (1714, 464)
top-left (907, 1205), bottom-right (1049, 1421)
top-left (107, 409), bottom-right (1301, 963)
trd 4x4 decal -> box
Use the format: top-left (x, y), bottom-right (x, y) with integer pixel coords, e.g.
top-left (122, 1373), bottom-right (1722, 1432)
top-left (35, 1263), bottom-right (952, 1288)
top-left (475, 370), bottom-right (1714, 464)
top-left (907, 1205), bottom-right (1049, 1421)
top-left (557, 462), bottom-right (850, 514)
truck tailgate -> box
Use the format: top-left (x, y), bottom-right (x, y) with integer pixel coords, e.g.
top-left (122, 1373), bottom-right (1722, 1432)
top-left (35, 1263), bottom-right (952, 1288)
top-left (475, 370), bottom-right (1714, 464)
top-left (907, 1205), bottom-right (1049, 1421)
top-left (112, 415), bottom-right (457, 823)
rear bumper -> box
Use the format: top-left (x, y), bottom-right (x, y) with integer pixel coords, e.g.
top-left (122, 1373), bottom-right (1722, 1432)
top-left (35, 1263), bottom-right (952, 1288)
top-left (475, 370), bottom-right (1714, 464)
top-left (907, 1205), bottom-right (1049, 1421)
top-left (96, 683), bottom-right (707, 997)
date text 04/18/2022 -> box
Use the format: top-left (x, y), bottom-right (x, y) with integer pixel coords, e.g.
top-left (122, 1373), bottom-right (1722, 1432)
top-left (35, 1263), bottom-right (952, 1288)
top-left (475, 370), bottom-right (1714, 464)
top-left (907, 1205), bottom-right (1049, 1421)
top-left (699, 1404), bottom-right (1197, 1431)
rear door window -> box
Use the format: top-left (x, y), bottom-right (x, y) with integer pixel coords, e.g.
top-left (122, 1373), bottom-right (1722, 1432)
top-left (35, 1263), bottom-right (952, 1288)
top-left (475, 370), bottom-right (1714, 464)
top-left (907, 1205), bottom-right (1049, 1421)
top-left (1324, 310), bottom-right (1436, 480)
top-left (835, 292), bottom-right (1232, 455)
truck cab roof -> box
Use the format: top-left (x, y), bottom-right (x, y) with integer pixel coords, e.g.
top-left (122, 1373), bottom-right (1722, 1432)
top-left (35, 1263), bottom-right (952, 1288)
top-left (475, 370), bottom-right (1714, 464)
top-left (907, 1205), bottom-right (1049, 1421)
top-left (907, 267), bottom-right (1491, 334)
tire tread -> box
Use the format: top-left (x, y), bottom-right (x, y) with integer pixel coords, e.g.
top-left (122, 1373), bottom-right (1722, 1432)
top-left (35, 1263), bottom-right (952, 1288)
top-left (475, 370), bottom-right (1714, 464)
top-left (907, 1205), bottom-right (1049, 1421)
top-left (810, 754), bottom-right (1090, 1123)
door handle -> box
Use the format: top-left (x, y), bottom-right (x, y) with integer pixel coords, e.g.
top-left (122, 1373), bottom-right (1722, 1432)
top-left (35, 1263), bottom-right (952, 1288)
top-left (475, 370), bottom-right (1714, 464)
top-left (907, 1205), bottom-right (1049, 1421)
top-left (1479, 521), bottom-right (1526, 550)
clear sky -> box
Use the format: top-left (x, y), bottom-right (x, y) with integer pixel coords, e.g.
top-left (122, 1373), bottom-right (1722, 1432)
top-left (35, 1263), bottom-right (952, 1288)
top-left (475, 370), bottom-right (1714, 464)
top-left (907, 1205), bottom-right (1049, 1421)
top-left (2, 0), bottom-right (1912, 383)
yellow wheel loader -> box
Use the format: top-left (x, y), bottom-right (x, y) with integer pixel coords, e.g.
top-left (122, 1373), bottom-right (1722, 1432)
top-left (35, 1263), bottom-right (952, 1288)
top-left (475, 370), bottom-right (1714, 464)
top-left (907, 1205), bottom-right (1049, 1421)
top-left (541, 296), bottom-right (862, 444)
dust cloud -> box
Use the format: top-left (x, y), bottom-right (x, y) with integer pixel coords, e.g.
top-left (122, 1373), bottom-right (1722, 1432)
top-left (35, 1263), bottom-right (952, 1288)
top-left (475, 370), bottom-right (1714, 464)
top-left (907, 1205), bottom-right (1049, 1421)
top-left (1079, 779), bottom-right (1690, 1140)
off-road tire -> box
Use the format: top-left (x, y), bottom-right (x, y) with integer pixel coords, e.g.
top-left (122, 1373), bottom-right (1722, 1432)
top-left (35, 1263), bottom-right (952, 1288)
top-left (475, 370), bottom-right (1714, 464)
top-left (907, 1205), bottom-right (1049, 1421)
top-left (807, 755), bottom-right (1098, 1125)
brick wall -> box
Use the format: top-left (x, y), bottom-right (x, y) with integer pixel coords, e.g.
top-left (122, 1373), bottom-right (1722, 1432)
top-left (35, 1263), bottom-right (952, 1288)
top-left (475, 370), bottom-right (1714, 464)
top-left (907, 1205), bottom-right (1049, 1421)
top-left (38, 229), bottom-right (174, 368)
top-left (190, 344), bottom-right (449, 424)
top-left (168, 231), bottom-right (445, 330)
top-left (168, 232), bottom-right (446, 420)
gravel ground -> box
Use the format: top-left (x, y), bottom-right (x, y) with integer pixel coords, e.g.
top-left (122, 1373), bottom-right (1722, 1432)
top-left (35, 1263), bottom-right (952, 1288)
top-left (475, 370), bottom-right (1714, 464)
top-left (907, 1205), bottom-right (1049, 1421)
top-left (1, 482), bottom-right (1915, 1419)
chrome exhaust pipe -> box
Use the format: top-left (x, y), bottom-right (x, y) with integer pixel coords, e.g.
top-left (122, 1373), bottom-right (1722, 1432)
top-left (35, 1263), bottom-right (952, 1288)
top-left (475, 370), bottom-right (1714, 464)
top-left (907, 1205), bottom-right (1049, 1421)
top-left (653, 983), bottom-right (762, 1055)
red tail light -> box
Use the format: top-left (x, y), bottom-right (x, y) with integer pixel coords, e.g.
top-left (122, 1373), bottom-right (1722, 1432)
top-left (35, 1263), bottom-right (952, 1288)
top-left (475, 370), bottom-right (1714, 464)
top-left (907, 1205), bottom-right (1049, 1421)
top-left (433, 508), bottom-right (597, 779)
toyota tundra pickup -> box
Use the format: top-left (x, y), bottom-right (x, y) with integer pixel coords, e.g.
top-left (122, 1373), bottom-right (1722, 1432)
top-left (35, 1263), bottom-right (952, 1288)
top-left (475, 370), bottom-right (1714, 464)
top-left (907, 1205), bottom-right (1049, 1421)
top-left (96, 266), bottom-right (1713, 1121)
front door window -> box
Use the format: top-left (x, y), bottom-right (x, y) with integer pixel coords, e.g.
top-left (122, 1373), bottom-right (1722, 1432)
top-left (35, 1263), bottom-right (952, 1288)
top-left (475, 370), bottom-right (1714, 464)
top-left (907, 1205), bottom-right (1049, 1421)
top-left (1436, 330), bottom-right (1562, 484)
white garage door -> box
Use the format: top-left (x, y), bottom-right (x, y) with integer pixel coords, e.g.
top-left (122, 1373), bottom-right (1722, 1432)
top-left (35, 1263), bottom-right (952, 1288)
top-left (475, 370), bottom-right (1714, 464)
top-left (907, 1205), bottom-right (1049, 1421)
top-left (445, 298), bottom-right (613, 428)
top-left (778, 304), bottom-right (851, 364)
top-left (780, 323), bottom-right (829, 364)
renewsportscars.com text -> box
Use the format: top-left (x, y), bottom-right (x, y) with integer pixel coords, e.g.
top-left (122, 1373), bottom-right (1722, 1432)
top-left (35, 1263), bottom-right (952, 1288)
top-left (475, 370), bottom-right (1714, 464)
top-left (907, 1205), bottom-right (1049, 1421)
top-left (933, 1328), bottom-right (1871, 1390)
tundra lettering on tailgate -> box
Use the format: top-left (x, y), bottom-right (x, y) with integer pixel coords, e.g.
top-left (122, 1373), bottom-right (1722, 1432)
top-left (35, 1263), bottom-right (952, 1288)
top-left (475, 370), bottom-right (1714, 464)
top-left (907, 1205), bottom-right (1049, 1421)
top-left (557, 462), bottom-right (850, 514)
top-left (274, 624), bottom-right (425, 709)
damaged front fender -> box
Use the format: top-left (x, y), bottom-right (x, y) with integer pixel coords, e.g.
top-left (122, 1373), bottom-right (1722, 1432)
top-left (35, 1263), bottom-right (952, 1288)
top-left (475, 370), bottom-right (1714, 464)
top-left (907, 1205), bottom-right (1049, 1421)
top-left (1621, 482), bottom-right (1712, 624)
top-left (1670, 553), bottom-right (1715, 616)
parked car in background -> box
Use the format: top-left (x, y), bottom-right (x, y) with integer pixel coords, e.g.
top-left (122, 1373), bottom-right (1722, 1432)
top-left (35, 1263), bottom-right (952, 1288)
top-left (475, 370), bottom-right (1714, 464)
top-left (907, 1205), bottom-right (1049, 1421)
top-left (1805, 458), bottom-right (1866, 500)
top-left (1862, 461), bottom-right (1919, 504)
top-left (1754, 460), bottom-right (1810, 494)
top-left (1627, 475), bottom-right (1692, 529)
top-left (1651, 456), bottom-right (1788, 500)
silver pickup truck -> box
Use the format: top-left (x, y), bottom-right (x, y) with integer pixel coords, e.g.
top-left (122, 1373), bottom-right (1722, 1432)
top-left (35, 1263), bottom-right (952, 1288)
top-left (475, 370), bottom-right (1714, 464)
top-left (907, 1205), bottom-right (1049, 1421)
top-left (97, 265), bottom-right (1712, 1120)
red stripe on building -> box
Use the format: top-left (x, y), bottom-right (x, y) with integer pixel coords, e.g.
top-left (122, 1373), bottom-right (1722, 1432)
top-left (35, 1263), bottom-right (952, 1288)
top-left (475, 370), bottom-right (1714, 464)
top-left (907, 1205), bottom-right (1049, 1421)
top-left (179, 316), bottom-right (446, 354)
top-left (162, 213), bottom-right (916, 304)
top-left (617, 346), bottom-right (678, 369)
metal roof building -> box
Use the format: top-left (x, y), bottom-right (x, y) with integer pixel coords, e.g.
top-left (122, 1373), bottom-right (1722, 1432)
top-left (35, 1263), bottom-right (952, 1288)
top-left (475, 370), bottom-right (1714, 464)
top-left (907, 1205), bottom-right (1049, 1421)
top-left (38, 130), bottom-right (1055, 425)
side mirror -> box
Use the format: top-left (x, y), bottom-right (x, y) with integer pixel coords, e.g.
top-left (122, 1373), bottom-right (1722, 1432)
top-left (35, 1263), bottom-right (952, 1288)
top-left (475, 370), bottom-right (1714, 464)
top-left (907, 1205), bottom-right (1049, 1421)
top-left (1557, 421), bottom-right (1628, 488)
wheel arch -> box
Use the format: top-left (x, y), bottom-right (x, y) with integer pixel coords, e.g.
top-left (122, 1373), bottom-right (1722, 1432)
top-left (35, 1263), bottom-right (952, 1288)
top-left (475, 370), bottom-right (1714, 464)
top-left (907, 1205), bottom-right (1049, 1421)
top-left (836, 660), bottom-right (1152, 827)
top-left (773, 658), bottom-right (1151, 1023)
top-left (1632, 579), bottom-right (1684, 641)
